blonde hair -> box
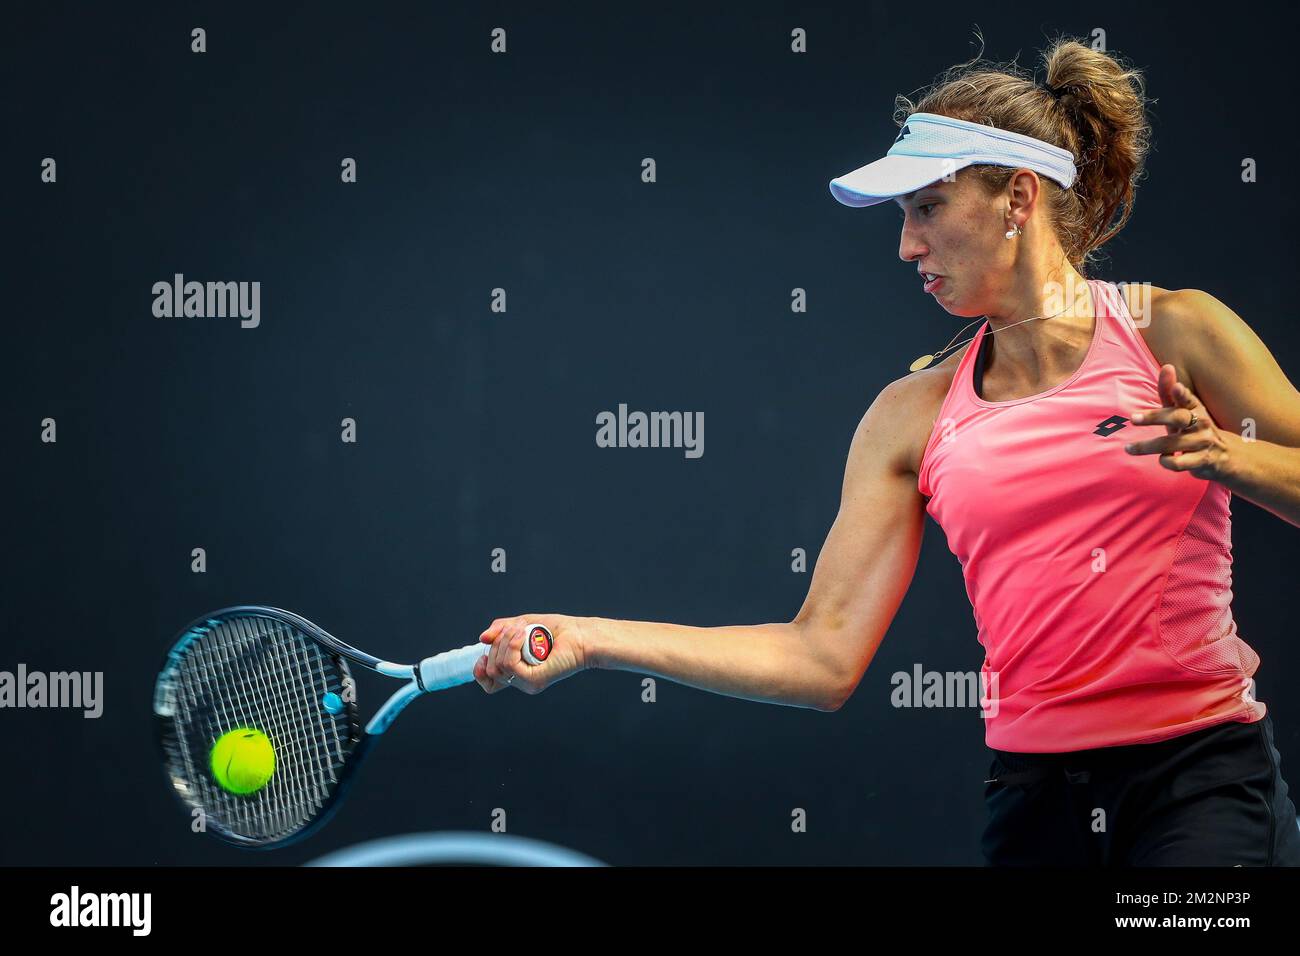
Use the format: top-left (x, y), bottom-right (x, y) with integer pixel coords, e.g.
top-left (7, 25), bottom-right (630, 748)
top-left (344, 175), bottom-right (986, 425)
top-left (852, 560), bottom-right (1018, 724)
top-left (895, 32), bottom-right (1154, 275)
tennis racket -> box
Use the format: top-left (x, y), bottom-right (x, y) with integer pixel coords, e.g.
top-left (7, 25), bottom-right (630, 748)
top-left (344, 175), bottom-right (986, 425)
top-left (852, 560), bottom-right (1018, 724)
top-left (152, 605), bottom-right (552, 849)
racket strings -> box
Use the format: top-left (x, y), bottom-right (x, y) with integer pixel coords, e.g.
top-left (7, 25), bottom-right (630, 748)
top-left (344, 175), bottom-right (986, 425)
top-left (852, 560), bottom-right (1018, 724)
top-left (212, 620), bottom-right (304, 837)
top-left (189, 619), bottom-right (345, 839)
top-left (158, 614), bottom-right (358, 844)
top-left (174, 622), bottom-right (302, 839)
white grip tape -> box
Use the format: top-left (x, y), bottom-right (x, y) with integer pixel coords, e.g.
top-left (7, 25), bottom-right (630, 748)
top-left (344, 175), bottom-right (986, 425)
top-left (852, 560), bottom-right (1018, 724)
top-left (418, 643), bottom-right (489, 691)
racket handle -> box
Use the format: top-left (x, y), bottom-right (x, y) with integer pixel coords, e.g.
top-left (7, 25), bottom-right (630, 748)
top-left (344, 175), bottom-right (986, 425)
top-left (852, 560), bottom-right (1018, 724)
top-left (417, 624), bottom-right (553, 690)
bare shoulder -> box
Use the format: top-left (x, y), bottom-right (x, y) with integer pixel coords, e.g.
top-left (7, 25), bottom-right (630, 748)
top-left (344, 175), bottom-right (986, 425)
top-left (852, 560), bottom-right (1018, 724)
top-left (1121, 282), bottom-right (1192, 381)
top-left (1119, 281), bottom-right (1174, 329)
top-left (858, 345), bottom-right (972, 481)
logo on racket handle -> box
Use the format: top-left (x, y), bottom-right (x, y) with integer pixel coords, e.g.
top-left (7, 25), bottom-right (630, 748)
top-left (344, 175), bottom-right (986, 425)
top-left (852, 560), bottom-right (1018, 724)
top-left (521, 624), bottom-right (553, 665)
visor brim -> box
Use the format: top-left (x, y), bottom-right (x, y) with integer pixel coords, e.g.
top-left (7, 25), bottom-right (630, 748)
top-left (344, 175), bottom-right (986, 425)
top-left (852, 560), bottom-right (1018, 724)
top-left (829, 154), bottom-right (974, 207)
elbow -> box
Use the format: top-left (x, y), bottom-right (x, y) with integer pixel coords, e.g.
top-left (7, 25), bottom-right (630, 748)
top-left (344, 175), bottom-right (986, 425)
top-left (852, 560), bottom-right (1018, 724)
top-left (790, 618), bottom-right (859, 712)
top-left (817, 689), bottom-right (848, 713)
top-left (814, 671), bottom-right (857, 713)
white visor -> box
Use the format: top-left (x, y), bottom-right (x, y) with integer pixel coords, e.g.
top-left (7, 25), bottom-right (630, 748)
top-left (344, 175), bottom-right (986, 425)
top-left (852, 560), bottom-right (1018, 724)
top-left (829, 112), bottom-right (1077, 208)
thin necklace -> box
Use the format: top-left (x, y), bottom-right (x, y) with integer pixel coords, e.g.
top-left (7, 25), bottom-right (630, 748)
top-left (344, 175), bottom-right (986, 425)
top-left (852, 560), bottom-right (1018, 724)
top-left (908, 294), bottom-right (1089, 373)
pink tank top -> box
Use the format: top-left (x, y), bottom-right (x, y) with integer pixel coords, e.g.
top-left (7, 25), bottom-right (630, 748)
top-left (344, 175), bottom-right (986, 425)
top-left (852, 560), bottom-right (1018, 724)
top-left (917, 278), bottom-right (1264, 753)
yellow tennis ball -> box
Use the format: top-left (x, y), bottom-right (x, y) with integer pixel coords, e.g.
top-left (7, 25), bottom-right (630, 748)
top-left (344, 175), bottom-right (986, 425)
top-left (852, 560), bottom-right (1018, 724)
top-left (210, 728), bottom-right (275, 795)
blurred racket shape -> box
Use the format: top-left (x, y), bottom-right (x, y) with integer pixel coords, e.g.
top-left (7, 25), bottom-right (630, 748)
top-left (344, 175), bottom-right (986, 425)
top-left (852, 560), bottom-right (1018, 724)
top-left (305, 831), bottom-right (607, 867)
top-left (152, 605), bottom-right (551, 849)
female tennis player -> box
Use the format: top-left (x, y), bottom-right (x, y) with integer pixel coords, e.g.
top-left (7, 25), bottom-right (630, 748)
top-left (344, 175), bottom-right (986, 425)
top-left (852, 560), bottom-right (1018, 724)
top-left (476, 37), bottom-right (1300, 866)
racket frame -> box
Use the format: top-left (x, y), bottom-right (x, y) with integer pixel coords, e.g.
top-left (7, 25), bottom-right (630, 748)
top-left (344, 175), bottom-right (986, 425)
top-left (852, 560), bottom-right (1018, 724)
top-left (154, 606), bottom-right (423, 850)
top-left (155, 605), bottom-right (544, 850)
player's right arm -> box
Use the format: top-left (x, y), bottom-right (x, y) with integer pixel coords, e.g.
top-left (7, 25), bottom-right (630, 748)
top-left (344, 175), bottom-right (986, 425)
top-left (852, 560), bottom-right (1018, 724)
top-left (477, 377), bottom-right (932, 711)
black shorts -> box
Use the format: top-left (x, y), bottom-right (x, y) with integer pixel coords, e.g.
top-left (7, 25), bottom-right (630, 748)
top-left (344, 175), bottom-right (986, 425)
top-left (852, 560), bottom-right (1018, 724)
top-left (981, 714), bottom-right (1300, 866)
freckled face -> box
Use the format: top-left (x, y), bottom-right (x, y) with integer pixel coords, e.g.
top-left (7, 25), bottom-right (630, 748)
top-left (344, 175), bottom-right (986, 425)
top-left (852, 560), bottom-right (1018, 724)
top-left (896, 173), bottom-right (1010, 319)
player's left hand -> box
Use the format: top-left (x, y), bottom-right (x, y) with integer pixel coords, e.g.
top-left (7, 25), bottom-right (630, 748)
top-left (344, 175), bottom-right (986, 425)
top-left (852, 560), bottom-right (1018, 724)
top-left (1123, 363), bottom-right (1239, 482)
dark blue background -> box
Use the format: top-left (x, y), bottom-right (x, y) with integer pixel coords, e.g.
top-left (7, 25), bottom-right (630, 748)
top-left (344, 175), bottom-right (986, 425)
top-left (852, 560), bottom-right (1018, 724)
top-left (5, 3), bottom-right (1299, 864)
